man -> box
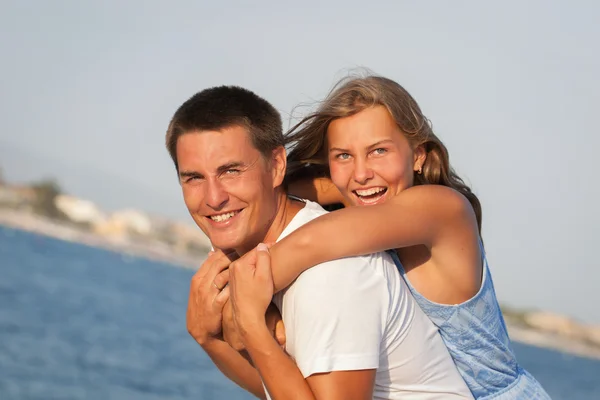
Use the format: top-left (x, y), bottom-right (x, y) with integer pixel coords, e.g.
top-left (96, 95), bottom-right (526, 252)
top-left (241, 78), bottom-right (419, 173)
top-left (165, 86), bottom-right (472, 399)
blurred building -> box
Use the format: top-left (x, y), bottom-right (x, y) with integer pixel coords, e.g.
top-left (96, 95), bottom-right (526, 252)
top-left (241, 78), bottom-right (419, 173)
top-left (94, 209), bottom-right (152, 238)
top-left (54, 194), bottom-right (106, 225)
top-left (0, 185), bottom-right (36, 210)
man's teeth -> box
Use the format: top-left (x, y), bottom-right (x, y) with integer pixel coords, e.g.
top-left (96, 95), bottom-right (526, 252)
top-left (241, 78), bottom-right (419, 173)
top-left (210, 211), bottom-right (238, 222)
top-left (355, 187), bottom-right (386, 196)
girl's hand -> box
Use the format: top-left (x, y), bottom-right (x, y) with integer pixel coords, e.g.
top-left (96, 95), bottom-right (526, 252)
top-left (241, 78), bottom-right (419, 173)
top-left (229, 243), bottom-right (274, 339)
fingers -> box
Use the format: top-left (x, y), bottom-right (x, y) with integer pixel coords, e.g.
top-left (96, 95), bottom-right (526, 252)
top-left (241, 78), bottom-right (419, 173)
top-left (227, 243), bottom-right (272, 301)
top-left (202, 250), bottom-right (234, 285)
top-left (213, 269), bottom-right (230, 291)
top-left (228, 243), bottom-right (271, 287)
top-left (190, 250), bottom-right (231, 307)
top-left (214, 285), bottom-right (230, 308)
top-left (255, 243), bottom-right (272, 280)
top-left (208, 249), bottom-right (237, 260)
top-left (189, 270), bottom-right (204, 300)
top-left (257, 243), bottom-right (269, 252)
top-left (275, 319), bottom-right (286, 348)
top-left (195, 250), bottom-right (221, 280)
top-left (264, 303), bottom-right (286, 349)
top-left (228, 251), bottom-right (255, 284)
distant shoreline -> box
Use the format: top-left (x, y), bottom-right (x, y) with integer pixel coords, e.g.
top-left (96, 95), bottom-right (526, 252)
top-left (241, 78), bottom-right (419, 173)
top-left (506, 325), bottom-right (600, 360)
top-left (0, 209), bottom-right (205, 269)
top-left (2, 209), bottom-right (600, 362)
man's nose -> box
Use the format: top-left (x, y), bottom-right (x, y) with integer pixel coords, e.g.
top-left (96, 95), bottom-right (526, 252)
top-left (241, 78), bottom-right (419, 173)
top-left (352, 158), bottom-right (374, 185)
top-left (205, 179), bottom-right (229, 210)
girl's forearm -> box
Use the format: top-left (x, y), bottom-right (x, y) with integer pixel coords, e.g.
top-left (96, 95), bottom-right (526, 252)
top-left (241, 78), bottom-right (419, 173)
top-left (269, 205), bottom-right (397, 292)
top-left (270, 189), bottom-right (442, 292)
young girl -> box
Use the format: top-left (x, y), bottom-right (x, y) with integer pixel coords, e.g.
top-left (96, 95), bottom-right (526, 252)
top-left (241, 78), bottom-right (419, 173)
top-left (262, 74), bottom-right (551, 399)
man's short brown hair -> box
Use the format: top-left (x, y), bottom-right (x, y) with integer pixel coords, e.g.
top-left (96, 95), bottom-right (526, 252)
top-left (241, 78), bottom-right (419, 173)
top-left (165, 85), bottom-right (284, 172)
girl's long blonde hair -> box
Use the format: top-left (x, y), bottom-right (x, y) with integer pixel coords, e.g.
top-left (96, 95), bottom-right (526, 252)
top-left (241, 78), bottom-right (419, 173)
top-left (285, 74), bottom-right (482, 232)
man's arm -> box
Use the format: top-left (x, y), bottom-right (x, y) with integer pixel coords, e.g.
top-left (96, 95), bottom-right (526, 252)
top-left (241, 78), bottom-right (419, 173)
top-left (186, 250), bottom-right (265, 398)
top-left (200, 337), bottom-right (266, 399)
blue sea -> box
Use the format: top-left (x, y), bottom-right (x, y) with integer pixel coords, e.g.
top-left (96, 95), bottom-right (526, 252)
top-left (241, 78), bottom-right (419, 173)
top-left (1, 226), bottom-right (598, 399)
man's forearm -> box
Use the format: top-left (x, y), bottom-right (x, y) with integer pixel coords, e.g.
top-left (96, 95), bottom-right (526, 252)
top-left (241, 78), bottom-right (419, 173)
top-left (201, 337), bottom-right (265, 399)
top-left (244, 325), bottom-right (315, 400)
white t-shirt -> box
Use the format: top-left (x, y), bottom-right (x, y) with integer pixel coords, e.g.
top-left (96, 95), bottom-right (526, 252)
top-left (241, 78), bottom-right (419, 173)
top-left (270, 200), bottom-right (473, 399)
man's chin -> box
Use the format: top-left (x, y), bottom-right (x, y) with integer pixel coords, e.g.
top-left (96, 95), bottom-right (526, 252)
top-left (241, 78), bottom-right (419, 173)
top-left (211, 247), bottom-right (239, 260)
top-left (209, 234), bottom-right (247, 253)
top-left (211, 241), bottom-right (239, 252)
top-left (202, 226), bottom-right (239, 248)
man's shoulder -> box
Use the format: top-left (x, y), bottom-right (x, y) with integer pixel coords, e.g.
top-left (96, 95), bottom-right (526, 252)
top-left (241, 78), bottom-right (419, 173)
top-left (277, 199), bottom-right (400, 301)
top-left (304, 250), bottom-right (394, 278)
top-left (278, 199), bottom-right (338, 240)
top-left (281, 250), bottom-right (398, 308)
top-left (281, 201), bottom-right (395, 264)
top-left (275, 253), bottom-right (395, 334)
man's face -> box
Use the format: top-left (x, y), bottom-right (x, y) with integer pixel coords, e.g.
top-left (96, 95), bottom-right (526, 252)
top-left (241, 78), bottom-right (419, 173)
top-left (176, 125), bottom-right (285, 252)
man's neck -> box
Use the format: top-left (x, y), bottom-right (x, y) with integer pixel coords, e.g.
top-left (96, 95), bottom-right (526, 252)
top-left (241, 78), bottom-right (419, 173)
top-left (235, 191), bottom-right (304, 256)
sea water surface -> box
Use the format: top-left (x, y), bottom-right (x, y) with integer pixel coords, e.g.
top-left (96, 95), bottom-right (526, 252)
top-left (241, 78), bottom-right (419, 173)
top-left (1, 226), bottom-right (599, 399)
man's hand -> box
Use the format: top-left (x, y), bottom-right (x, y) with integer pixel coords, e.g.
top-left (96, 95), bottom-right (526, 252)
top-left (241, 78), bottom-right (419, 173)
top-left (266, 303), bottom-right (286, 350)
top-left (186, 250), bottom-right (235, 346)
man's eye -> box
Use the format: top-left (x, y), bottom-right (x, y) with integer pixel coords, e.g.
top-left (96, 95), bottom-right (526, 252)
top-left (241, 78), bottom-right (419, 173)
top-left (225, 169), bottom-right (240, 175)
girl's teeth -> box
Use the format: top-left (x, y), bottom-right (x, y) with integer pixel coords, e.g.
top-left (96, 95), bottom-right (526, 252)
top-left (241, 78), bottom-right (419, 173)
top-left (356, 187), bottom-right (385, 196)
top-left (359, 196), bottom-right (383, 204)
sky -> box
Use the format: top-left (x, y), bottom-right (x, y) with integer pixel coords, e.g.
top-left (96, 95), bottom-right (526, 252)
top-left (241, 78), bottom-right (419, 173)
top-left (1, 0), bottom-right (598, 323)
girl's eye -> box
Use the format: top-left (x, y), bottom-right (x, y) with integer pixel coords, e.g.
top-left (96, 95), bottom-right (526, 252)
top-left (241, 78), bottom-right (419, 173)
top-left (336, 153), bottom-right (351, 160)
top-left (372, 148), bottom-right (387, 155)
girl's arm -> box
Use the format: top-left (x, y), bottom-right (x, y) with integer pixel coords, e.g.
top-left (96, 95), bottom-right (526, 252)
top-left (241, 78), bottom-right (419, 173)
top-left (288, 176), bottom-right (349, 206)
top-left (231, 246), bottom-right (376, 400)
top-left (270, 185), bottom-right (477, 292)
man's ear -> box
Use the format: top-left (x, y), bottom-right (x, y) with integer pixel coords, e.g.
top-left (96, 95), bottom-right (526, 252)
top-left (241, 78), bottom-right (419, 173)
top-left (271, 146), bottom-right (287, 188)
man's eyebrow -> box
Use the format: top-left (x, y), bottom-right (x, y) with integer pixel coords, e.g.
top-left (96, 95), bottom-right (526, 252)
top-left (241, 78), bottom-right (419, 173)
top-left (179, 170), bottom-right (203, 179)
top-left (178, 162), bottom-right (245, 179)
top-left (217, 162), bottom-right (244, 173)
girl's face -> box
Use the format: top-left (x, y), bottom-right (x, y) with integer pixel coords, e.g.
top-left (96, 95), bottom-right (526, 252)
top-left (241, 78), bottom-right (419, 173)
top-left (327, 105), bottom-right (425, 206)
